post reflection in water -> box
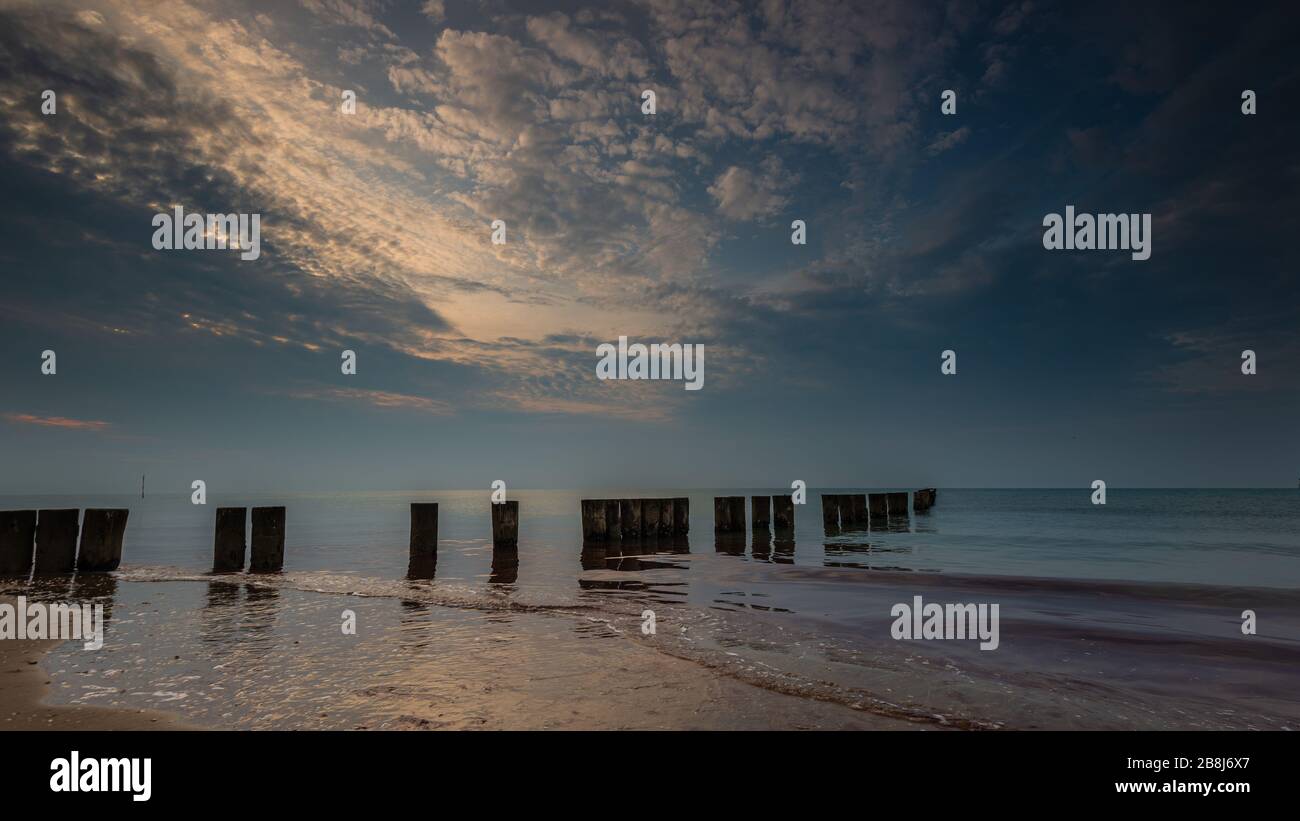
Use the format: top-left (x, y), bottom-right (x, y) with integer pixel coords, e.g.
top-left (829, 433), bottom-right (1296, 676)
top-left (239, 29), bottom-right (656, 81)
top-left (198, 579), bottom-right (282, 656)
top-left (751, 527), bottom-right (771, 561)
top-left (714, 532), bottom-right (746, 556)
top-left (70, 573), bottom-right (118, 624)
top-left (578, 534), bottom-right (692, 595)
top-left (398, 599), bottom-right (434, 651)
top-left (200, 579), bottom-right (242, 647)
top-left (242, 584), bottom-right (280, 643)
top-left (772, 534), bottom-right (795, 564)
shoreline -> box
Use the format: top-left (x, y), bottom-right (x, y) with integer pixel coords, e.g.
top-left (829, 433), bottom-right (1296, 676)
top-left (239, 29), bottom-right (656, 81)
top-left (0, 595), bottom-right (194, 731)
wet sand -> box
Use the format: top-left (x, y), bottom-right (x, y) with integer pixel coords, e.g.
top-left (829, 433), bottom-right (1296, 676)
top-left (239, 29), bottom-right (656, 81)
top-left (1, 597), bottom-right (192, 730)
top-left (11, 592), bottom-right (922, 730)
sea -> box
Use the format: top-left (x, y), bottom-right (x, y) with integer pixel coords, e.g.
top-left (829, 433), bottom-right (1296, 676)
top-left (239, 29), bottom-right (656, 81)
top-left (3, 488), bottom-right (1298, 730)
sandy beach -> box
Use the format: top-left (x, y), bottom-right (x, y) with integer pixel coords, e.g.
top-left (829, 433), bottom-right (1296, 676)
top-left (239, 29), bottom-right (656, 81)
top-left (0, 595), bottom-right (191, 731)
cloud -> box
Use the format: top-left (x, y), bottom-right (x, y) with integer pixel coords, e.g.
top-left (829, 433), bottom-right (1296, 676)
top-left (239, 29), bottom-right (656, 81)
top-left (4, 413), bottom-right (111, 431)
top-left (420, 0), bottom-right (444, 24)
top-left (926, 125), bottom-right (971, 155)
top-left (708, 158), bottom-right (795, 221)
top-left (282, 386), bottom-right (454, 415)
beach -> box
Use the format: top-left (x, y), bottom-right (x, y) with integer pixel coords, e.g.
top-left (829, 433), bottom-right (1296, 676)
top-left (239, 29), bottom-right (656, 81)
top-left (0, 596), bottom-right (190, 731)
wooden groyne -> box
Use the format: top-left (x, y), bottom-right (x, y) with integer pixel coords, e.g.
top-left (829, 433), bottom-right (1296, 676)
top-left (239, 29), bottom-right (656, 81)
top-left (212, 507), bottom-right (247, 572)
top-left (0, 508), bottom-right (135, 576)
top-left (584, 497), bottom-right (688, 542)
top-left (914, 487), bottom-right (937, 511)
top-left (491, 500), bottom-right (519, 548)
top-left (34, 509), bottom-right (79, 574)
top-left (817, 489), bottom-right (937, 530)
top-left (771, 494), bottom-right (795, 530)
top-left (4, 487), bottom-right (938, 583)
top-left (0, 510), bottom-right (36, 576)
top-left (77, 509), bottom-right (129, 571)
top-left (249, 506), bottom-right (286, 572)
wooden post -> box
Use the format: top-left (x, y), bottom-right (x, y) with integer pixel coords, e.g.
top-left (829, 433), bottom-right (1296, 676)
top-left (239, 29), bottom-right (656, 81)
top-left (580, 499), bottom-right (607, 542)
top-left (249, 506), bottom-right (286, 572)
top-left (33, 509), bottom-right (79, 575)
top-left (914, 488), bottom-right (937, 511)
top-left (604, 499), bottom-right (622, 540)
top-left (642, 499), bottom-right (662, 538)
top-left (672, 497), bottom-right (689, 535)
top-left (492, 501), bottom-right (519, 547)
top-left (659, 499), bottom-right (675, 537)
top-left (751, 495), bottom-right (771, 529)
top-left (212, 507), bottom-right (247, 572)
top-left (847, 494), bottom-right (867, 526)
top-left (713, 497), bottom-right (730, 532)
top-left (0, 510), bottom-right (36, 576)
top-left (887, 492), bottom-right (909, 517)
top-left (410, 502), bottom-right (438, 559)
top-left (821, 494), bottom-right (840, 527)
top-left (714, 496), bottom-right (745, 533)
top-left (620, 499), bottom-right (642, 539)
top-left (490, 546), bottom-right (519, 584)
top-left (77, 509), bottom-right (129, 572)
top-left (837, 494), bottom-right (856, 526)
top-left (868, 493), bottom-right (888, 523)
top-left (728, 497), bottom-right (746, 533)
top-left (771, 495), bottom-right (794, 531)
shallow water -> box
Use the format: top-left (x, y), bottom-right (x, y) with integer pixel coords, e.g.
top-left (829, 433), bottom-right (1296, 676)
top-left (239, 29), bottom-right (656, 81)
top-left (3, 489), bottom-right (1298, 729)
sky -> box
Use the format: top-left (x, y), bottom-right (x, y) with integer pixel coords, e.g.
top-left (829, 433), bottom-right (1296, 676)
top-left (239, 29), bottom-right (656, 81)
top-left (0, 0), bottom-right (1296, 494)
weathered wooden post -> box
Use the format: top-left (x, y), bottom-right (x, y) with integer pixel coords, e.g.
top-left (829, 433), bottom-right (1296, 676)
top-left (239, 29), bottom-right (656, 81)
top-left (490, 545), bottom-right (519, 584)
top-left (729, 497), bottom-right (746, 533)
top-left (914, 488), bottom-right (937, 511)
top-left (249, 506), bottom-right (286, 572)
top-left (642, 499), bottom-right (662, 538)
top-left (580, 499), bottom-right (607, 542)
top-left (672, 497), bottom-right (689, 535)
top-left (868, 493), bottom-right (888, 525)
top-left (77, 509), bottom-right (129, 572)
top-left (713, 497), bottom-right (730, 532)
top-left (492, 501), bottom-right (519, 548)
top-left (212, 507), bottom-right (247, 572)
top-left (659, 499), bottom-right (675, 536)
top-left (619, 499), bottom-right (642, 539)
top-left (714, 496), bottom-right (746, 533)
top-left (821, 494), bottom-right (840, 527)
top-left (847, 494), bottom-right (867, 526)
top-left (751, 495), bottom-right (771, 529)
top-left (771, 495), bottom-right (794, 531)
top-left (836, 494), bottom-right (854, 526)
top-left (604, 500), bottom-right (622, 540)
top-left (410, 502), bottom-right (438, 556)
top-left (33, 509), bottom-right (79, 575)
top-left (887, 492), bottom-right (910, 517)
top-left (0, 510), bottom-right (36, 576)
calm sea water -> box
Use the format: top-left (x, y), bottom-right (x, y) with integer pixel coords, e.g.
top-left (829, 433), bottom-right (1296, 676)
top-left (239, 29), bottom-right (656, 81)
top-left (4, 489), bottom-right (1298, 729)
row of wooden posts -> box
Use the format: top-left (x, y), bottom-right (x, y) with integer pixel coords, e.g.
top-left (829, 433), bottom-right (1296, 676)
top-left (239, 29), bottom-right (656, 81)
top-left (0, 508), bottom-right (130, 576)
top-left (211, 506), bottom-right (288, 572)
top-left (820, 488), bottom-right (937, 527)
top-left (2, 491), bottom-right (937, 578)
top-left (580, 497), bottom-right (690, 541)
